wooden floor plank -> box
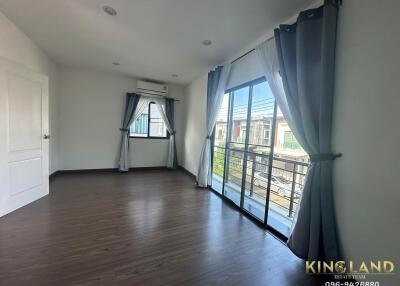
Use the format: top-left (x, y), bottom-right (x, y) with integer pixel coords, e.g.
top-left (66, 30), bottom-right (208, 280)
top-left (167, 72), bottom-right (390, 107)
top-left (0, 169), bottom-right (326, 286)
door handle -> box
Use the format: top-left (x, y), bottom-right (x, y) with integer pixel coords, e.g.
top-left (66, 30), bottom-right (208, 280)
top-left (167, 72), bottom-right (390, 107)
top-left (43, 134), bottom-right (50, 139)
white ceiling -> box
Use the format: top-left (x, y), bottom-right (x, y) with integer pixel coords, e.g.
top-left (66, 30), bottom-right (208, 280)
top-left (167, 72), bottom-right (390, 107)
top-left (0, 0), bottom-right (315, 84)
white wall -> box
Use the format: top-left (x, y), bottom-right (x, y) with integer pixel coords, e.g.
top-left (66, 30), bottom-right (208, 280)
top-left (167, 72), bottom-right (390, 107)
top-left (182, 2), bottom-right (399, 285)
top-left (0, 10), bottom-right (186, 173)
top-left (181, 74), bottom-right (208, 175)
top-left (57, 66), bottom-right (185, 170)
top-left (180, 1), bottom-right (321, 176)
top-left (332, 1), bottom-right (400, 285)
top-left (0, 11), bottom-right (59, 174)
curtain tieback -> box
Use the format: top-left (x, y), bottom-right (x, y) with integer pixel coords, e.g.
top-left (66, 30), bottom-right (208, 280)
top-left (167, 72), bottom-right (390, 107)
top-left (206, 135), bottom-right (211, 139)
top-left (170, 131), bottom-right (176, 135)
top-left (309, 153), bottom-right (342, 162)
top-left (120, 128), bottom-right (129, 132)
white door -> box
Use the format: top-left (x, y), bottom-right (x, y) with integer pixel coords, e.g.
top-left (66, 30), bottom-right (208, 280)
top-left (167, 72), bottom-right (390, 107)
top-left (0, 57), bottom-right (49, 217)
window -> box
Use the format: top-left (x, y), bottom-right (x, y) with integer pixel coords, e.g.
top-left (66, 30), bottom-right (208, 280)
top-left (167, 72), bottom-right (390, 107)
top-left (283, 131), bottom-right (301, 150)
top-left (130, 102), bottom-right (168, 138)
top-left (262, 121), bottom-right (272, 146)
top-left (211, 77), bottom-right (308, 238)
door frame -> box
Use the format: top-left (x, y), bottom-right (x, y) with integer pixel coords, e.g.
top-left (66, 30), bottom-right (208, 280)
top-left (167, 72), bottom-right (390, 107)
top-left (210, 77), bottom-right (286, 239)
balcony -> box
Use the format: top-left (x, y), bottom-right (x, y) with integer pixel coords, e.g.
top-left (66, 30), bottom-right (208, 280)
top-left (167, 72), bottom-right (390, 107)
top-left (212, 145), bottom-right (308, 237)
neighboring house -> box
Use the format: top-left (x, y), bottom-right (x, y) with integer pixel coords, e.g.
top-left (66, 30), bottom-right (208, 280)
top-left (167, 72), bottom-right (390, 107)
top-left (214, 113), bottom-right (308, 185)
top-left (215, 115), bottom-right (307, 159)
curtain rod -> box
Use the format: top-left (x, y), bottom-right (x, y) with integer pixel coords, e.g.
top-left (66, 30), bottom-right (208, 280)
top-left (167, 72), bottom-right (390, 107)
top-left (140, 94), bottom-right (180, 102)
top-left (231, 48), bottom-right (255, 64)
top-left (230, 34), bottom-right (274, 65)
top-left (229, 0), bottom-right (338, 66)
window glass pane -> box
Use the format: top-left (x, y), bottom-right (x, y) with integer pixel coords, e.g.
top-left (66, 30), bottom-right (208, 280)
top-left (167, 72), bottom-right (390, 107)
top-left (130, 108), bottom-right (148, 137)
top-left (248, 81), bottom-right (274, 152)
top-left (230, 86), bottom-right (249, 150)
top-left (224, 86), bottom-right (249, 206)
top-left (212, 93), bottom-right (229, 194)
top-left (214, 94), bottom-right (229, 146)
top-left (243, 81), bottom-right (274, 221)
top-left (267, 106), bottom-right (309, 235)
top-left (210, 78), bottom-right (309, 238)
top-left (274, 107), bottom-right (306, 156)
top-left (149, 103), bottom-right (167, 137)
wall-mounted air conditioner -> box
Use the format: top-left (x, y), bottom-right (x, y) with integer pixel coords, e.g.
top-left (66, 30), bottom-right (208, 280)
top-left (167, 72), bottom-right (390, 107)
top-left (137, 80), bottom-right (168, 97)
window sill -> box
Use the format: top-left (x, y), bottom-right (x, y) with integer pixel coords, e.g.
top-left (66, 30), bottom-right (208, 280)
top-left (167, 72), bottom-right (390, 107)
top-left (130, 136), bottom-right (169, 140)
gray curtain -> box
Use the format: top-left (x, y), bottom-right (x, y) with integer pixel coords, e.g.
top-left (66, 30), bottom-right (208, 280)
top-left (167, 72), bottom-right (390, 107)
top-left (166, 98), bottom-right (178, 168)
top-left (274, 0), bottom-right (340, 261)
top-left (196, 65), bottom-right (231, 187)
top-left (118, 93), bottom-right (141, 172)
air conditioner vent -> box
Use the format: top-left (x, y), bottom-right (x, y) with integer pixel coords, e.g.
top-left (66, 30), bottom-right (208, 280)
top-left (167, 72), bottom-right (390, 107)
top-left (137, 80), bottom-right (168, 97)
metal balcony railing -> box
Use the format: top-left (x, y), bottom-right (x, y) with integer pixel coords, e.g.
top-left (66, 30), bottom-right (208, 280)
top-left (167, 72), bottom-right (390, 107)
top-left (212, 145), bottom-right (308, 218)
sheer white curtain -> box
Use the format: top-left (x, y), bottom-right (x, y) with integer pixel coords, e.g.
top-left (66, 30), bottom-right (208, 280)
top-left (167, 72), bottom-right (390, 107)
top-left (119, 96), bottom-right (151, 171)
top-left (154, 98), bottom-right (176, 169)
top-left (118, 93), bottom-right (142, 172)
top-left (196, 64), bottom-right (231, 187)
top-left (134, 97), bottom-right (151, 122)
top-left (255, 38), bottom-right (306, 234)
top-left (255, 38), bottom-right (300, 137)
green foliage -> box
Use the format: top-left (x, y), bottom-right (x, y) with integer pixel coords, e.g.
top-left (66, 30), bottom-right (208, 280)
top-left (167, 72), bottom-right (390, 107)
top-left (212, 145), bottom-right (243, 179)
top-left (212, 145), bottom-right (225, 177)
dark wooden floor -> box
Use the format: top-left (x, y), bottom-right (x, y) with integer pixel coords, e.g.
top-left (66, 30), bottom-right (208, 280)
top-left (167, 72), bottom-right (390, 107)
top-left (0, 169), bottom-right (327, 286)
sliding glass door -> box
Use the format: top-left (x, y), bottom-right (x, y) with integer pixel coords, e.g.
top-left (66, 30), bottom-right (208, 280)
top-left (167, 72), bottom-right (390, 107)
top-left (223, 86), bottom-right (249, 206)
top-left (211, 78), bottom-right (308, 237)
top-left (242, 81), bottom-right (275, 221)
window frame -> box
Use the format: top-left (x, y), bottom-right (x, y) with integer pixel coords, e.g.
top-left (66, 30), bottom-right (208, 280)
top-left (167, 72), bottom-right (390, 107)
top-left (210, 76), bottom-right (281, 235)
top-left (210, 75), bottom-right (309, 240)
top-left (129, 101), bottom-right (169, 139)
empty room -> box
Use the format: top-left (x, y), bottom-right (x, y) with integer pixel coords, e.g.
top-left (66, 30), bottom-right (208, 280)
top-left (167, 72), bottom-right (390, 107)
top-left (0, 0), bottom-right (398, 285)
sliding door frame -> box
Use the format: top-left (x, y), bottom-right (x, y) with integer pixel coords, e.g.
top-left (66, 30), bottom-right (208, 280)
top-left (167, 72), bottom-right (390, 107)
top-left (221, 91), bottom-right (234, 197)
top-left (210, 77), bottom-right (287, 239)
top-left (263, 101), bottom-right (278, 225)
top-left (239, 84), bottom-right (253, 208)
